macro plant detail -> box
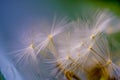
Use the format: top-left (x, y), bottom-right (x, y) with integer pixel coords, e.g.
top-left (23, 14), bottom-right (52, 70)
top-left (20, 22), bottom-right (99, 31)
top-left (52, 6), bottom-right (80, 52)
top-left (8, 10), bottom-right (120, 80)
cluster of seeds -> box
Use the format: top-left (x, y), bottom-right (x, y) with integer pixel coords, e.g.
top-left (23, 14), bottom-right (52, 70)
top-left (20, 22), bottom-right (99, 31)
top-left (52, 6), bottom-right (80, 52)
top-left (10, 11), bottom-right (120, 80)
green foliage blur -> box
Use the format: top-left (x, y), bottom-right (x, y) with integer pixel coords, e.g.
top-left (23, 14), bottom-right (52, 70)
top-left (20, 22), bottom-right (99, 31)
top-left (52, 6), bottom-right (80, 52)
top-left (51, 0), bottom-right (120, 18)
top-left (0, 72), bottom-right (5, 80)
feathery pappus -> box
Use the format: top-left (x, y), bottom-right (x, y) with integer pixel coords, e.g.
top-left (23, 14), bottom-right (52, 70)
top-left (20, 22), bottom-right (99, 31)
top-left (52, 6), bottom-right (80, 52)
top-left (8, 10), bottom-right (120, 80)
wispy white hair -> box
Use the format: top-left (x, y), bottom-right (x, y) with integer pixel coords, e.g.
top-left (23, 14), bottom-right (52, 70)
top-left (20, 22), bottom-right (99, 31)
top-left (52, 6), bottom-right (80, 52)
top-left (7, 10), bottom-right (120, 80)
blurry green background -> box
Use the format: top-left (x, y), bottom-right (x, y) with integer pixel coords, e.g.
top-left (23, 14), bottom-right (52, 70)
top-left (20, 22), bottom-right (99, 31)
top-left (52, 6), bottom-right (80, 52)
top-left (0, 71), bottom-right (5, 80)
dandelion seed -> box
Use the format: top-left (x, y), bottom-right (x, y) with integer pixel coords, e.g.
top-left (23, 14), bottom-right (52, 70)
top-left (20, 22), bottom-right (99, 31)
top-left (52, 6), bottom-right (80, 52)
top-left (10, 44), bottom-right (37, 66)
top-left (105, 62), bottom-right (120, 80)
top-left (106, 59), bottom-right (112, 65)
top-left (33, 18), bottom-right (69, 57)
top-left (88, 46), bottom-right (92, 51)
top-left (72, 42), bottom-right (84, 51)
top-left (66, 55), bottom-right (70, 60)
top-left (90, 34), bottom-right (95, 39)
top-left (48, 34), bottom-right (53, 39)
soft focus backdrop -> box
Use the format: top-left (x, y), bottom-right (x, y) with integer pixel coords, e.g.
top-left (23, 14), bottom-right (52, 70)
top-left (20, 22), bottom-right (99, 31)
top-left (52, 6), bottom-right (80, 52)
top-left (1, 0), bottom-right (120, 80)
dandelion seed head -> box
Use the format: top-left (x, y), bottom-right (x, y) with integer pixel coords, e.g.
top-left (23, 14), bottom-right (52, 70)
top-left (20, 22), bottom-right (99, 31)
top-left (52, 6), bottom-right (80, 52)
top-left (66, 55), bottom-right (70, 60)
top-left (88, 46), bottom-right (92, 51)
top-left (72, 42), bottom-right (84, 51)
top-left (48, 34), bottom-right (53, 39)
top-left (80, 42), bottom-right (84, 46)
top-left (29, 43), bottom-right (34, 49)
top-left (90, 34), bottom-right (95, 39)
top-left (7, 10), bottom-right (120, 80)
top-left (106, 59), bottom-right (112, 65)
